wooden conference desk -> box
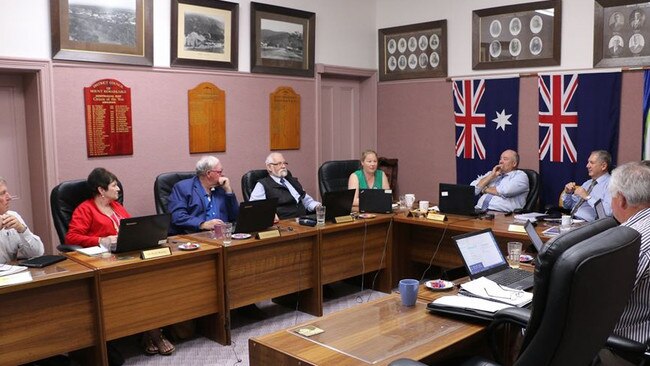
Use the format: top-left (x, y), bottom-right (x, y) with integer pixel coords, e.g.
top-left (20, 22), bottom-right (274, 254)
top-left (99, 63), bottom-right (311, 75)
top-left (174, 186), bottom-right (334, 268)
top-left (0, 260), bottom-right (102, 366)
top-left (67, 242), bottom-right (226, 347)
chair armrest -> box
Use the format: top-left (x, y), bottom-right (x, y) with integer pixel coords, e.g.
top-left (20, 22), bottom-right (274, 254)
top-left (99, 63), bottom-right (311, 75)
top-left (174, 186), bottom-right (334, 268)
top-left (388, 359), bottom-right (427, 366)
top-left (606, 334), bottom-right (648, 354)
top-left (492, 307), bottom-right (531, 328)
top-left (57, 244), bottom-right (82, 253)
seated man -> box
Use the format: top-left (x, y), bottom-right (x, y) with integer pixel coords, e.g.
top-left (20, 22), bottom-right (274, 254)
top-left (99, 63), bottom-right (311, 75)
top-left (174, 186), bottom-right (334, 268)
top-left (470, 149), bottom-right (529, 212)
top-left (0, 177), bottom-right (44, 263)
top-left (250, 152), bottom-right (321, 219)
top-left (167, 156), bottom-right (239, 235)
top-left (562, 150), bottom-right (612, 221)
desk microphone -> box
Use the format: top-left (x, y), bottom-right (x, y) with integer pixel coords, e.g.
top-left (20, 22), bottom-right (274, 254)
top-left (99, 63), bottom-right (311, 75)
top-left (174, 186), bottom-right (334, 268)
top-left (298, 218), bottom-right (317, 227)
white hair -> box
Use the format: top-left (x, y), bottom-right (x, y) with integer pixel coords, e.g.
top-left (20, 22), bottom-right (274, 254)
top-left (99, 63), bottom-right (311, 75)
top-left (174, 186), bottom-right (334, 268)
top-left (265, 152), bottom-right (282, 165)
top-left (195, 156), bottom-right (220, 176)
top-left (608, 162), bottom-right (650, 206)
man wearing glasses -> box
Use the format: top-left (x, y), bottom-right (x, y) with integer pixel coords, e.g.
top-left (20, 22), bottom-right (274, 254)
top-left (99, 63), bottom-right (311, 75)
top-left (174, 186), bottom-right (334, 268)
top-left (167, 155), bottom-right (239, 234)
top-left (250, 152), bottom-right (321, 219)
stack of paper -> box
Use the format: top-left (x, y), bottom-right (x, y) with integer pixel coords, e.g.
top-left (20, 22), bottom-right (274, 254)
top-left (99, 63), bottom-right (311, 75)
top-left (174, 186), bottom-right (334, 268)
top-left (0, 264), bottom-right (28, 277)
top-left (513, 212), bottom-right (547, 222)
top-left (460, 277), bottom-right (533, 307)
top-left (0, 271), bottom-right (33, 287)
top-left (75, 246), bottom-right (108, 256)
top-left (432, 295), bottom-right (512, 313)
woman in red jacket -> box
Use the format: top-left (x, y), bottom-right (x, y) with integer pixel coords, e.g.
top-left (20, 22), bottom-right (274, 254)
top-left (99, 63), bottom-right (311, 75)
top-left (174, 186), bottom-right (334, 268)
top-left (65, 168), bottom-right (175, 356)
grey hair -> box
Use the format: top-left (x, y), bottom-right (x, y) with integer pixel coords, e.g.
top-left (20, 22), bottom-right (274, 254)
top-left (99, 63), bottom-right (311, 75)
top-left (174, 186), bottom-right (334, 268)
top-left (265, 152), bottom-right (282, 165)
top-left (195, 156), bottom-right (220, 176)
top-left (608, 161), bottom-right (650, 206)
top-left (591, 150), bottom-right (612, 170)
top-left (0, 177), bottom-right (5, 185)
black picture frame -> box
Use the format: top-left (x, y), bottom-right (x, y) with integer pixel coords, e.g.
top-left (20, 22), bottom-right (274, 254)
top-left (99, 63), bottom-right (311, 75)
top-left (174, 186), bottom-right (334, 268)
top-left (594, 0), bottom-right (650, 67)
top-left (472, 0), bottom-right (562, 70)
top-left (171, 0), bottom-right (238, 69)
top-left (250, 2), bottom-right (315, 77)
top-left (50, 0), bottom-right (153, 66)
top-left (378, 20), bottom-right (448, 81)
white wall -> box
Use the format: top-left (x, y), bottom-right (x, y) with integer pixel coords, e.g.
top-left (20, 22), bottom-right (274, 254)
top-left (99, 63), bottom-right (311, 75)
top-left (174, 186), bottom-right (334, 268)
top-left (0, 0), bottom-right (377, 70)
top-left (376, 0), bottom-right (596, 77)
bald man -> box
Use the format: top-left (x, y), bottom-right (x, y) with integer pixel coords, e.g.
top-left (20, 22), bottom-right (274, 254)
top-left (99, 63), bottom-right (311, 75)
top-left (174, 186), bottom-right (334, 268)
top-left (470, 149), bottom-right (529, 212)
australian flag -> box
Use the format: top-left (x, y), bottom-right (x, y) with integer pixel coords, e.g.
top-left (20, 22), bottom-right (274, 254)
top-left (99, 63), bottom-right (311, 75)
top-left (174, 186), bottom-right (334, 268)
top-left (453, 77), bottom-right (519, 184)
top-left (538, 72), bottom-right (621, 208)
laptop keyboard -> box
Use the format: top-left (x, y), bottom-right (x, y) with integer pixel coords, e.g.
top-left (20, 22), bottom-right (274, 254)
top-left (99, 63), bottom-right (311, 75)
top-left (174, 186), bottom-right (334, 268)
top-left (487, 268), bottom-right (532, 286)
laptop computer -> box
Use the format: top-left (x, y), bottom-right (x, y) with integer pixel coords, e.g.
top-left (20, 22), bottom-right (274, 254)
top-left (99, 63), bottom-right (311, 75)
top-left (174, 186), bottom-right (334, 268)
top-left (439, 183), bottom-right (485, 216)
top-left (359, 189), bottom-right (392, 214)
top-left (524, 220), bottom-right (545, 253)
top-left (452, 228), bottom-right (534, 290)
top-left (301, 189), bottom-right (355, 222)
top-left (113, 213), bottom-right (171, 253)
top-left (234, 198), bottom-right (278, 234)
top-left (594, 199), bottom-right (606, 220)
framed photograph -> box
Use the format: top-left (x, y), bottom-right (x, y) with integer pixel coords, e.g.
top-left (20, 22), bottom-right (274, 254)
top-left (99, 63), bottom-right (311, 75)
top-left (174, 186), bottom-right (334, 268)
top-left (250, 2), bottom-right (315, 77)
top-left (171, 0), bottom-right (238, 69)
top-left (594, 0), bottom-right (650, 67)
top-left (472, 1), bottom-right (561, 70)
top-left (378, 20), bottom-right (447, 81)
top-left (50, 0), bottom-right (153, 66)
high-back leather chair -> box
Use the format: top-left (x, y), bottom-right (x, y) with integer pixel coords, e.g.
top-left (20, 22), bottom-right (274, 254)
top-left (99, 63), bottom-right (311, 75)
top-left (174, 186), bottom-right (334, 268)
top-left (241, 170), bottom-right (270, 202)
top-left (154, 171), bottom-right (195, 214)
top-left (520, 168), bottom-right (540, 212)
top-left (390, 222), bottom-right (640, 366)
top-left (378, 157), bottom-right (399, 200)
top-left (50, 178), bottom-right (124, 251)
top-left (318, 160), bottom-right (361, 198)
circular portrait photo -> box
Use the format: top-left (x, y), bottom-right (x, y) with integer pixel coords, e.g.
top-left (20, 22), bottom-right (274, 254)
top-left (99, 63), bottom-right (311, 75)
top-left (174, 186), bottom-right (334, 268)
top-left (418, 35), bottom-right (428, 51)
top-left (509, 38), bottom-right (521, 57)
top-left (490, 20), bottom-right (502, 37)
top-left (629, 33), bottom-right (645, 54)
top-left (530, 15), bottom-right (543, 34)
top-left (430, 34), bottom-right (440, 50)
top-left (608, 35), bottom-right (624, 56)
top-left (387, 56), bottom-right (397, 71)
top-left (489, 40), bottom-right (502, 58)
top-left (430, 52), bottom-right (440, 68)
top-left (408, 54), bottom-right (418, 69)
top-left (387, 39), bottom-right (397, 54)
top-left (630, 9), bottom-right (646, 30)
top-left (398, 38), bottom-right (407, 53)
top-left (418, 53), bottom-right (428, 68)
top-left (609, 12), bottom-right (625, 32)
top-left (408, 37), bottom-right (417, 52)
top-left (529, 36), bottom-right (543, 56)
top-left (398, 55), bottom-right (407, 70)
top-left (510, 17), bottom-right (522, 36)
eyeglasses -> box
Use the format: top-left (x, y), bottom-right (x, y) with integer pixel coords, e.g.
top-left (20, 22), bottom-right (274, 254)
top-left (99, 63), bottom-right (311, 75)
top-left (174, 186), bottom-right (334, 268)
top-left (484, 284), bottom-right (526, 300)
top-left (269, 162), bottom-right (289, 166)
top-left (209, 169), bottom-right (223, 174)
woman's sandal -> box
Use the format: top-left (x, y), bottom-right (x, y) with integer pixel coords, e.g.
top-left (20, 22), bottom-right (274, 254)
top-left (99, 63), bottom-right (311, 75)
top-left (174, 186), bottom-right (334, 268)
top-left (154, 333), bottom-right (175, 356)
top-left (142, 334), bottom-right (158, 355)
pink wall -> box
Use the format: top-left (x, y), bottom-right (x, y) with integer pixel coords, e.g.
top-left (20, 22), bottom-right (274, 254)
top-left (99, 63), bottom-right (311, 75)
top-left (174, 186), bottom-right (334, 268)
top-left (377, 72), bottom-right (644, 204)
top-left (52, 64), bottom-right (317, 216)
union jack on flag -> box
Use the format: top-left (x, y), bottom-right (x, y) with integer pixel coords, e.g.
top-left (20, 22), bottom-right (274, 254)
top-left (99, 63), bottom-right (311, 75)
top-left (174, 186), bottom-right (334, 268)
top-left (453, 79), bottom-right (486, 159)
top-left (538, 74), bottom-right (579, 163)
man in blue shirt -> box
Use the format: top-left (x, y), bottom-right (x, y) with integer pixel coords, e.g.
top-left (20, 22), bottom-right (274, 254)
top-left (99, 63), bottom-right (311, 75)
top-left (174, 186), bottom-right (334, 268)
top-left (562, 150), bottom-right (612, 221)
top-left (470, 149), bottom-right (529, 212)
top-left (167, 156), bottom-right (239, 234)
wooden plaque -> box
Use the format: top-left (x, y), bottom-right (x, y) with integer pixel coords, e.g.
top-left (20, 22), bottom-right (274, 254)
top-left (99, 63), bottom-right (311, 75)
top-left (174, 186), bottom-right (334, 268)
top-left (269, 86), bottom-right (300, 150)
top-left (83, 79), bottom-right (133, 157)
top-left (188, 82), bottom-right (226, 153)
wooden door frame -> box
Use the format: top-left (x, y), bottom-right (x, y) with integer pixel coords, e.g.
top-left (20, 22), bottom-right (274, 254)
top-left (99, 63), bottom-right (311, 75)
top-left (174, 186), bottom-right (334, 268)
top-left (315, 64), bottom-right (377, 172)
top-left (0, 57), bottom-right (58, 251)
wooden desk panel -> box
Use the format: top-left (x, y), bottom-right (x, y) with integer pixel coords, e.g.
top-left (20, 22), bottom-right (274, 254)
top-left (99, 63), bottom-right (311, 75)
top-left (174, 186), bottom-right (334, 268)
top-left (68, 244), bottom-right (225, 344)
top-left (0, 261), bottom-right (102, 366)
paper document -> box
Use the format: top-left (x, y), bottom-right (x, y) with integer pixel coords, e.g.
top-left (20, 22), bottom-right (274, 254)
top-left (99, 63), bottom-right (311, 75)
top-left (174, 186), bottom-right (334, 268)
top-left (460, 277), bottom-right (533, 307)
top-left (513, 212), bottom-right (547, 222)
top-left (0, 264), bottom-right (28, 277)
top-left (0, 271), bottom-right (33, 287)
top-left (76, 246), bottom-right (108, 256)
top-left (432, 295), bottom-right (512, 313)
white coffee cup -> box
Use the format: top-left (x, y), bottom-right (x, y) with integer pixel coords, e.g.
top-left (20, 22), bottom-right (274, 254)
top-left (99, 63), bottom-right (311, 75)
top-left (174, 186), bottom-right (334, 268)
top-left (404, 194), bottom-right (415, 209)
top-left (419, 200), bottom-right (429, 212)
top-left (561, 214), bottom-right (572, 228)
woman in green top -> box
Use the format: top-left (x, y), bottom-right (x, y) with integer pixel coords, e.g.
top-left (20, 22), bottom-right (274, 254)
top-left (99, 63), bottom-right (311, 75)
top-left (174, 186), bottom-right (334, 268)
top-left (348, 149), bottom-right (390, 207)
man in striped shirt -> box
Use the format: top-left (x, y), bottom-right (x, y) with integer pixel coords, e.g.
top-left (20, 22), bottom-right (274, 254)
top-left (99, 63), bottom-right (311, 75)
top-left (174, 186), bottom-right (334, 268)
top-left (599, 162), bottom-right (650, 365)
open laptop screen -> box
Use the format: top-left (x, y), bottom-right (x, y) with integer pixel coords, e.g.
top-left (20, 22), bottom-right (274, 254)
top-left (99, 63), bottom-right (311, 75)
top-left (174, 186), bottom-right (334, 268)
top-left (234, 198), bottom-right (277, 234)
top-left (114, 213), bottom-right (170, 253)
top-left (439, 183), bottom-right (479, 216)
top-left (453, 229), bottom-right (507, 276)
top-left (524, 220), bottom-right (545, 253)
top-left (594, 199), bottom-right (606, 220)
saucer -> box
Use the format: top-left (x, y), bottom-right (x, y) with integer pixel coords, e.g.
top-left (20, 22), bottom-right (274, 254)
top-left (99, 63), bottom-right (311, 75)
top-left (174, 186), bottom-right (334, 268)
top-left (178, 243), bottom-right (200, 251)
top-left (232, 233), bottom-right (252, 240)
top-left (358, 213), bottom-right (376, 219)
top-left (425, 279), bottom-right (454, 291)
top-left (520, 254), bottom-right (534, 263)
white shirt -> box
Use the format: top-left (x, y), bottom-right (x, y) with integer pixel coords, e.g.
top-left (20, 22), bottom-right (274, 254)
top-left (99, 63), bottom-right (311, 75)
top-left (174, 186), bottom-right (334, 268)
top-left (0, 211), bottom-right (45, 263)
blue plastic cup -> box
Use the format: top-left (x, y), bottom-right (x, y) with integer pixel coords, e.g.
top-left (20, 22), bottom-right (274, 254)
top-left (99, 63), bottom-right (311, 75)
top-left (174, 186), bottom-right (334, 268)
top-left (399, 279), bottom-right (419, 306)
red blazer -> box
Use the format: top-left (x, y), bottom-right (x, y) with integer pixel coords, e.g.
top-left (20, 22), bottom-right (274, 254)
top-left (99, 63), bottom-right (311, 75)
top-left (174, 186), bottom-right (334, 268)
top-left (65, 199), bottom-right (131, 247)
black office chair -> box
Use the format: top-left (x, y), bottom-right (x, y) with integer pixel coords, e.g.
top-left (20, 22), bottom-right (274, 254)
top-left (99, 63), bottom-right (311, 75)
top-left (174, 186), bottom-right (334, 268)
top-left (50, 179), bottom-right (124, 252)
top-left (390, 223), bottom-right (640, 366)
top-left (520, 168), bottom-right (540, 212)
top-left (317, 160), bottom-right (361, 198)
top-left (154, 171), bottom-right (194, 214)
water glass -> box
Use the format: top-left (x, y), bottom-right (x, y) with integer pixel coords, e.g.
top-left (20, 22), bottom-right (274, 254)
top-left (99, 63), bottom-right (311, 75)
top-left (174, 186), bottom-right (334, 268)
top-left (419, 200), bottom-right (429, 213)
top-left (507, 242), bottom-right (522, 269)
top-left (404, 194), bottom-right (415, 209)
top-left (222, 222), bottom-right (233, 246)
top-left (316, 205), bottom-right (326, 225)
top-left (561, 214), bottom-right (572, 228)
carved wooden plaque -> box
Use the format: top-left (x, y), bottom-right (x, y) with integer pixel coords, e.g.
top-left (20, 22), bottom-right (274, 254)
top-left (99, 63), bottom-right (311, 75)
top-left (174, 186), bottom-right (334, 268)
top-left (269, 86), bottom-right (300, 150)
top-left (83, 79), bottom-right (133, 157)
top-left (188, 82), bottom-right (226, 153)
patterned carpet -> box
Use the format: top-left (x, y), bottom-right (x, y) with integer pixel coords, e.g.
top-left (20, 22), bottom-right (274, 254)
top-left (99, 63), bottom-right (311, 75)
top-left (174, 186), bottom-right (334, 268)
top-left (117, 282), bottom-right (388, 366)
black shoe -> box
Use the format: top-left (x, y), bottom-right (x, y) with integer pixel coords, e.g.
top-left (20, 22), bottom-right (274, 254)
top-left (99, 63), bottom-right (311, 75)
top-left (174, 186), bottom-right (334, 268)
top-left (107, 342), bottom-right (124, 366)
top-left (236, 304), bottom-right (267, 320)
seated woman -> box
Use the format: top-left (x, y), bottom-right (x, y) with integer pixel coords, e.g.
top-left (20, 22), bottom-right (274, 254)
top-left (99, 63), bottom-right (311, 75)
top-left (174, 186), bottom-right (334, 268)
top-left (348, 149), bottom-right (390, 207)
top-left (65, 168), bottom-right (175, 356)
